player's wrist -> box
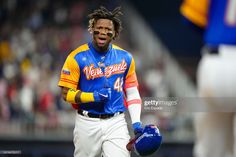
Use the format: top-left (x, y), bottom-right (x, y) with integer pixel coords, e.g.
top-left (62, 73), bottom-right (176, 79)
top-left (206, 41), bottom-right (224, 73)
top-left (133, 122), bottom-right (143, 134)
top-left (80, 92), bottom-right (95, 103)
top-left (66, 89), bottom-right (80, 103)
top-left (133, 122), bottom-right (143, 139)
top-left (132, 122), bottom-right (142, 130)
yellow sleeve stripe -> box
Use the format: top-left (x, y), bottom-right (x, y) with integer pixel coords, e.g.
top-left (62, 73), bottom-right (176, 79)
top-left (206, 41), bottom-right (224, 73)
top-left (180, 0), bottom-right (208, 27)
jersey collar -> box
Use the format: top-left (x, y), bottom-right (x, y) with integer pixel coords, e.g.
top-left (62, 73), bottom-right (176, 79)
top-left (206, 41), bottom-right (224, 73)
top-left (89, 42), bottom-right (111, 59)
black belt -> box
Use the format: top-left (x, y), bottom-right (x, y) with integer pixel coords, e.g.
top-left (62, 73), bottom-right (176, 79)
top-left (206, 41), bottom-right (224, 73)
top-left (207, 46), bottom-right (219, 54)
top-left (77, 109), bottom-right (123, 119)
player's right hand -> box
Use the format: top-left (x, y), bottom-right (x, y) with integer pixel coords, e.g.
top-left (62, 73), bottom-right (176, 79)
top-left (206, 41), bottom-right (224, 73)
top-left (93, 87), bottom-right (111, 102)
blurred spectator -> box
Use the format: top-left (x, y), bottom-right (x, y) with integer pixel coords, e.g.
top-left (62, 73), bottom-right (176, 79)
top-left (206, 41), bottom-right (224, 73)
top-left (145, 66), bottom-right (168, 98)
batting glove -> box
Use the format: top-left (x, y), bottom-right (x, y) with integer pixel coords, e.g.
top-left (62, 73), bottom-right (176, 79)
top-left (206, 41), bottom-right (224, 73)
top-left (133, 122), bottom-right (143, 139)
top-left (93, 87), bottom-right (111, 102)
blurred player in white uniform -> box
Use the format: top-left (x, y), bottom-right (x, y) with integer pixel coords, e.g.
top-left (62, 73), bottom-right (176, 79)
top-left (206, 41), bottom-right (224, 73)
top-left (181, 0), bottom-right (236, 157)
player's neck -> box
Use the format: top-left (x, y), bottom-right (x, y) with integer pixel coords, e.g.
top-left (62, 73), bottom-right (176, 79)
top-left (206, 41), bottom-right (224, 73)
top-left (92, 41), bottom-right (110, 53)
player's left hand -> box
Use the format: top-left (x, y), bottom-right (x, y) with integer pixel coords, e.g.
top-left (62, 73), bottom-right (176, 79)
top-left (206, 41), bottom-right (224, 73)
top-left (93, 87), bottom-right (111, 102)
top-left (126, 122), bottom-right (143, 151)
top-left (133, 122), bottom-right (143, 139)
top-left (127, 124), bottom-right (162, 155)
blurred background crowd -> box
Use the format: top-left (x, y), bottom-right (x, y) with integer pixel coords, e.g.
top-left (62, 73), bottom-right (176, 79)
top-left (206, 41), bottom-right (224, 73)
top-left (0, 0), bottom-right (194, 150)
top-left (0, 0), bottom-right (122, 137)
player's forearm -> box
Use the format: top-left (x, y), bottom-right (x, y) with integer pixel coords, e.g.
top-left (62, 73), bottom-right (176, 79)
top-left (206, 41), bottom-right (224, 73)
top-left (125, 86), bottom-right (142, 128)
top-left (61, 87), bottom-right (94, 104)
top-left (61, 87), bottom-right (111, 104)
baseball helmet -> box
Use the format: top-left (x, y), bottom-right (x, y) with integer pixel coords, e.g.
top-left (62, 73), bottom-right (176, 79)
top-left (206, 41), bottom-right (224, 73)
top-left (134, 124), bottom-right (162, 156)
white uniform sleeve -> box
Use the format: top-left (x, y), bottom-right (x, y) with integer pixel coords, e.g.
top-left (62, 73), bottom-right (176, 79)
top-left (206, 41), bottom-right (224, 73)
top-left (125, 86), bottom-right (142, 124)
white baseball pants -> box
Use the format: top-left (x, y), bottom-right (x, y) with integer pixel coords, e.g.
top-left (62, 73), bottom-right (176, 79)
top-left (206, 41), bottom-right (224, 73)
top-left (194, 45), bottom-right (236, 157)
top-left (73, 113), bottom-right (130, 157)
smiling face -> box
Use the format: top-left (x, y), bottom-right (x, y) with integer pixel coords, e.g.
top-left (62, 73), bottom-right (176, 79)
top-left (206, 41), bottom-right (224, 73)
top-left (92, 18), bottom-right (115, 52)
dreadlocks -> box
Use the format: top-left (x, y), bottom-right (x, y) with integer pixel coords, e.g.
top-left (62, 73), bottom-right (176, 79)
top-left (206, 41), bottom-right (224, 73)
top-left (88, 6), bottom-right (123, 40)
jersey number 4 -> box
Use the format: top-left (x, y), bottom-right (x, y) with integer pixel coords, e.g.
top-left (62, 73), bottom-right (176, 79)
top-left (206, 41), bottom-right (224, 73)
top-left (114, 77), bottom-right (123, 92)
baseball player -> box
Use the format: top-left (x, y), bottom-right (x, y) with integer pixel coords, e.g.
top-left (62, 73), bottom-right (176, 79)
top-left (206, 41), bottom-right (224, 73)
top-left (58, 6), bottom-right (142, 157)
top-left (181, 0), bottom-right (236, 157)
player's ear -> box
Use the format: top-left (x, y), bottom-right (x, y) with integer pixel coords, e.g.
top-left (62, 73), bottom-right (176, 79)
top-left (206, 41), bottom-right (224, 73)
top-left (112, 32), bottom-right (116, 40)
top-left (88, 28), bottom-right (93, 35)
top-left (113, 32), bottom-right (116, 39)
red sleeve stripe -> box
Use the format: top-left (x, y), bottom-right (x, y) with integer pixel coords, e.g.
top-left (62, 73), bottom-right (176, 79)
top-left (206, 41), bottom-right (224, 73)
top-left (127, 99), bottom-right (142, 106)
top-left (124, 83), bottom-right (138, 89)
top-left (60, 79), bottom-right (78, 85)
top-left (60, 78), bottom-right (77, 83)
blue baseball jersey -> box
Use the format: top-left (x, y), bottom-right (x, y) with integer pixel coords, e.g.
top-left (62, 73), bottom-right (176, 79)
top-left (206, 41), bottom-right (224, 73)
top-left (181, 0), bottom-right (236, 46)
top-left (58, 42), bottom-right (139, 114)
